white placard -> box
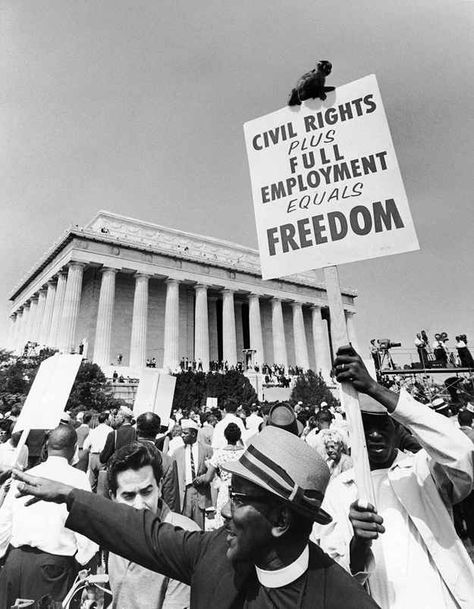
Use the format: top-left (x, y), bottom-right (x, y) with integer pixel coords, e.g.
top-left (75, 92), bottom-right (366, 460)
top-left (14, 354), bottom-right (83, 433)
top-left (244, 74), bottom-right (419, 279)
top-left (154, 374), bottom-right (177, 426)
top-left (206, 397), bottom-right (218, 410)
top-left (134, 369), bottom-right (176, 426)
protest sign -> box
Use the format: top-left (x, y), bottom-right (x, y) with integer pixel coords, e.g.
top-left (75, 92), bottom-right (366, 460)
top-left (206, 397), bottom-right (218, 409)
top-left (14, 354), bottom-right (83, 433)
top-left (134, 369), bottom-right (176, 426)
top-left (244, 74), bottom-right (419, 279)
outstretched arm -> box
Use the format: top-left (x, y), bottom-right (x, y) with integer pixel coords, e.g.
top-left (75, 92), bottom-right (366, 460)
top-left (12, 469), bottom-right (207, 584)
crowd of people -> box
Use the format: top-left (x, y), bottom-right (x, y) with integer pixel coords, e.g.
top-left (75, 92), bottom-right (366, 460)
top-left (370, 331), bottom-right (474, 373)
top-left (0, 347), bottom-right (473, 608)
top-left (417, 331), bottom-right (474, 369)
top-left (112, 354), bottom-right (300, 389)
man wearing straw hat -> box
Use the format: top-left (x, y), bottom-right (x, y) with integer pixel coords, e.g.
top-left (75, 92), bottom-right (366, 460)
top-left (13, 423), bottom-right (379, 608)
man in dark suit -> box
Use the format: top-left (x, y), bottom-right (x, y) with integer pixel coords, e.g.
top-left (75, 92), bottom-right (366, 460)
top-left (136, 411), bottom-right (180, 512)
top-left (100, 406), bottom-right (136, 465)
top-left (14, 425), bottom-right (380, 609)
top-left (173, 419), bottom-right (212, 528)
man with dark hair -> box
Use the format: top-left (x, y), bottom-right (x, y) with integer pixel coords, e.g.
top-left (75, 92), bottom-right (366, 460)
top-left (84, 412), bottom-right (112, 492)
top-left (76, 412), bottom-right (92, 472)
top-left (198, 412), bottom-right (216, 447)
top-left (458, 409), bottom-right (474, 442)
top-left (100, 406), bottom-right (136, 465)
top-left (136, 411), bottom-right (180, 512)
top-left (212, 399), bottom-right (246, 450)
top-left (315, 347), bottom-right (474, 609)
top-left (13, 424), bottom-right (380, 609)
top-left (106, 441), bottom-right (199, 608)
top-left (0, 425), bottom-right (98, 607)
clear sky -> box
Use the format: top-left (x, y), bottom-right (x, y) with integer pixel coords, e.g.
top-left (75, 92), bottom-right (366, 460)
top-left (1, 0), bottom-right (473, 361)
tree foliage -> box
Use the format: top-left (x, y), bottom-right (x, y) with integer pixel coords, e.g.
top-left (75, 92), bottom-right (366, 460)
top-left (0, 350), bottom-right (124, 414)
top-left (66, 361), bottom-right (124, 413)
top-left (290, 369), bottom-right (339, 408)
top-left (172, 369), bottom-right (257, 412)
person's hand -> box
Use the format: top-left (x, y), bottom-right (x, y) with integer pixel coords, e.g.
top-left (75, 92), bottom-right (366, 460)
top-left (0, 467), bottom-right (12, 486)
top-left (349, 499), bottom-right (385, 544)
top-left (193, 475), bottom-right (207, 488)
top-left (333, 345), bottom-right (378, 395)
top-left (12, 469), bottom-right (73, 506)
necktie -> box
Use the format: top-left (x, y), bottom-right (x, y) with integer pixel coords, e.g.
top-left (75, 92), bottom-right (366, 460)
top-left (190, 446), bottom-right (196, 479)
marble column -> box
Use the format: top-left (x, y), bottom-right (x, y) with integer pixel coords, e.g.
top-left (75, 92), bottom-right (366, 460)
top-left (14, 313), bottom-right (22, 351)
top-left (34, 288), bottom-right (47, 343)
top-left (194, 284), bottom-right (209, 371)
top-left (292, 302), bottom-right (309, 370)
top-left (248, 294), bottom-right (264, 366)
top-left (19, 303), bottom-right (30, 351)
top-left (49, 271), bottom-right (68, 348)
top-left (15, 309), bottom-right (25, 354)
top-left (345, 311), bottom-right (360, 354)
top-left (208, 295), bottom-right (219, 362)
top-left (26, 296), bottom-right (39, 344)
top-left (271, 298), bottom-right (287, 368)
top-left (7, 314), bottom-right (16, 352)
top-left (58, 262), bottom-right (85, 353)
top-left (163, 278), bottom-right (180, 371)
top-left (129, 273), bottom-right (150, 368)
top-left (39, 281), bottom-right (57, 346)
top-left (11, 310), bottom-right (19, 353)
top-left (222, 289), bottom-right (237, 366)
top-left (235, 301), bottom-right (244, 364)
top-left (93, 268), bottom-right (118, 368)
top-left (311, 305), bottom-right (332, 380)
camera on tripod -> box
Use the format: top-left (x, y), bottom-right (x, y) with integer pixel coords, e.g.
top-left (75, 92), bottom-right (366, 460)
top-left (378, 339), bottom-right (402, 351)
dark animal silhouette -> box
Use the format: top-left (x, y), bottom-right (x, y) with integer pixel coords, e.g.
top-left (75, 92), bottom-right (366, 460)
top-left (288, 60), bottom-right (335, 106)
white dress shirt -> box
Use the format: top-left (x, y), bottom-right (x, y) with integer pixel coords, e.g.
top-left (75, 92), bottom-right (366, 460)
top-left (83, 423), bottom-right (112, 453)
top-left (0, 456), bottom-right (98, 564)
top-left (0, 441), bottom-right (28, 470)
top-left (184, 443), bottom-right (200, 486)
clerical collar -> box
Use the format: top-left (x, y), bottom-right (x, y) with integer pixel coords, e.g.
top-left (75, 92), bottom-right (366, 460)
top-left (255, 545), bottom-right (309, 588)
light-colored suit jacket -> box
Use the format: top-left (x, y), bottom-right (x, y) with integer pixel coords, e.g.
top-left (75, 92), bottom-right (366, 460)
top-left (314, 390), bottom-right (474, 609)
top-left (173, 441), bottom-right (213, 511)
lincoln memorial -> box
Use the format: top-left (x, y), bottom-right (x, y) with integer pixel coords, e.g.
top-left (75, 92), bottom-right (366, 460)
top-left (7, 211), bottom-right (358, 379)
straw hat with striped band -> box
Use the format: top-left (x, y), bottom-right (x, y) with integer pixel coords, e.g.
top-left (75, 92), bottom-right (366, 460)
top-left (221, 426), bottom-right (332, 524)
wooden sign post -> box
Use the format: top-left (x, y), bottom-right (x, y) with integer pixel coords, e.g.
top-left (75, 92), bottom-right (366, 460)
top-left (243, 74), bottom-right (419, 505)
top-left (324, 265), bottom-right (374, 506)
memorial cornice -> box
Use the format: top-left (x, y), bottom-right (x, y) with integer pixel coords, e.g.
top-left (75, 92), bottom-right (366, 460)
top-left (9, 210), bottom-right (357, 303)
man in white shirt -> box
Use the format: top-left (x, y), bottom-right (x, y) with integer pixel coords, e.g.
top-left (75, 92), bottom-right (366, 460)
top-left (212, 400), bottom-right (246, 451)
top-left (83, 412), bottom-right (112, 492)
top-left (107, 441), bottom-right (200, 608)
top-left (314, 346), bottom-right (474, 609)
top-left (0, 424), bottom-right (98, 607)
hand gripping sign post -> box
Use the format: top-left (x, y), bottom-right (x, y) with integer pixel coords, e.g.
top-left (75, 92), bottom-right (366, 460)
top-left (243, 74), bottom-right (419, 506)
top-left (12, 354), bottom-right (83, 467)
